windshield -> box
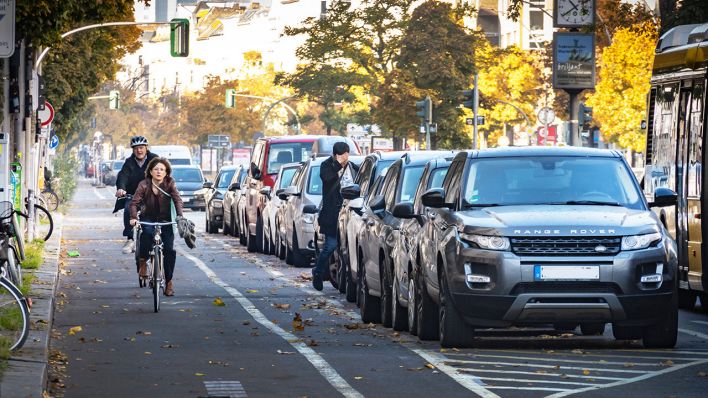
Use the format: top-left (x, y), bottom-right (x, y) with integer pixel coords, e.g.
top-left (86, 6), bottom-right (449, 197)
top-left (113, 161), bottom-right (124, 170)
top-left (308, 166), bottom-right (323, 195)
top-left (170, 159), bottom-right (192, 166)
top-left (267, 142), bottom-right (314, 174)
top-left (429, 167), bottom-right (448, 189)
top-left (172, 168), bottom-right (203, 182)
top-left (279, 167), bottom-right (298, 189)
top-left (217, 170), bottom-right (236, 189)
top-left (463, 156), bottom-right (643, 209)
top-left (398, 166), bottom-right (424, 202)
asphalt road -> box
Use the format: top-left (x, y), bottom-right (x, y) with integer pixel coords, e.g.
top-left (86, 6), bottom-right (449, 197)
top-left (48, 182), bottom-right (708, 398)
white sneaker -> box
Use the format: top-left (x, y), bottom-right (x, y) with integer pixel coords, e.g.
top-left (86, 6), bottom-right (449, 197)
top-left (122, 240), bottom-right (135, 254)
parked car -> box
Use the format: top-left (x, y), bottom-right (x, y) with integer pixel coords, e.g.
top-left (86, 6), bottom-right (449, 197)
top-left (336, 151), bottom-right (406, 302)
top-left (150, 145), bottom-right (193, 166)
top-left (311, 136), bottom-right (362, 157)
top-left (100, 161), bottom-right (114, 185)
top-left (391, 157), bottom-right (452, 334)
top-left (223, 165), bottom-right (248, 237)
top-left (355, 151), bottom-right (453, 325)
top-left (262, 163), bottom-right (301, 255)
top-left (280, 156), bottom-right (327, 267)
top-left (313, 155), bottom-right (365, 289)
top-left (203, 165), bottom-right (240, 233)
top-left (275, 165), bottom-right (305, 259)
top-left (245, 135), bottom-right (323, 253)
top-left (110, 159), bottom-right (125, 185)
top-left (172, 165), bottom-right (206, 210)
top-left (408, 147), bottom-right (678, 348)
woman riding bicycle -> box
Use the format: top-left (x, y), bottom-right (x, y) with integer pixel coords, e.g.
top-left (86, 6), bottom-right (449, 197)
top-left (129, 157), bottom-right (184, 296)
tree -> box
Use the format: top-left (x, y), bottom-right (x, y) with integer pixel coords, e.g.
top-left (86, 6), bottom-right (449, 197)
top-left (595, 0), bottom-right (656, 48)
top-left (585, 23), bottom-right (658, 152)
top-left (388, 0), bottom-right (478, 149)
top-left (659, 0), bottom-right (708, 34)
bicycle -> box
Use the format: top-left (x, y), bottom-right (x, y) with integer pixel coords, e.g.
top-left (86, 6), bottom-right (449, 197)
top-left (0, 203), bottom-right (30, 352)
top-left (41, 178), bottom-right (61, 212)
top-left (136, 220), bottom-right (175, 313)
top-left (0, 202), bottom-right (23, 287)
top-left (15, 198), bottom-right (54, 243)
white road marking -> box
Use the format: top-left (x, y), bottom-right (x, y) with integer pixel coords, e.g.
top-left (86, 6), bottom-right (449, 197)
top-left (445, 350), bottom-right (708, 362)
top-left (544, 357), bottom-right (708, 398)
top-left (411, 349), bottom-right (501, 398)
top-left (451, 353), bottom-right (665, 367)
top-left (179, 249), bottom-right (363, 398)
top-left (489, 386), bottom-right (570, 392)
top-left (474, 376), bottom-right (602, 387)
top-left (93, 187), bottom-right (106, 200)
top-left (458, 368), bottom-right (624, 381)
top-left (678, 328), bottom-right (708, 341)
top-left (449, 360), bottom-right (647, 374)
top-left (692, 320), bottom-right (708, 326)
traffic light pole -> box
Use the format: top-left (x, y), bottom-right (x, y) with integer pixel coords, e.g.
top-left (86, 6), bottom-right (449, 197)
top-left (566, 89), bottom-right (582, 146)
top-left (473, 74), bottom-right (479, 150)
top-left (424, 122), bottom-right (430, 151)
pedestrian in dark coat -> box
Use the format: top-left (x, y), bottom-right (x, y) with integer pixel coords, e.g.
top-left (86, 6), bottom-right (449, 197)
top-left (312, 142), bottom-right (358, 291)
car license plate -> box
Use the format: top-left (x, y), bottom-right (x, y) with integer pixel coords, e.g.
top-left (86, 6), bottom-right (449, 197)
top-left (183, 197), bottom-right (191, 203)
top-left (534, 265), bottom-right (599, 281)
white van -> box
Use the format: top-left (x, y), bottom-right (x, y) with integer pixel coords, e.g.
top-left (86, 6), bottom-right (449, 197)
top-left (150, 145), bottom-right (193, 166)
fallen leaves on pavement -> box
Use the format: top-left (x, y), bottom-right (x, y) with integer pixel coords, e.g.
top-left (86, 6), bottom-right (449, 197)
top-left (213, 297), bottom-right (226, 306)
top-left (68, 326), bottom-right (82, 335)
top-left (292, 313), bottom-right (305, 331)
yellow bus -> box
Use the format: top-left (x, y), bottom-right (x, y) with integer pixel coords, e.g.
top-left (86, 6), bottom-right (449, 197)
top-left (644, 23), bottom-right (707, 309)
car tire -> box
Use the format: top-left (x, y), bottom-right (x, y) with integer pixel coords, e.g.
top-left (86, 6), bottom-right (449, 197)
top-left (223, 215), bottom-right (231, 235)
top-left (239, 215), bottom-right (247, 245)
top-left (391, 275), bottom-right (408, 332)
top-left (255, 214), bottom-right (264, 253)
top-left (612, 324), bottom-right (642, 340)
top-left (345, 264), bottom-right (357, 303)
top-left (642, 286), bottom-right (678, 348)
top-left (277, 225), bottom-right (286, 260)
top-left (335, 248), bottom-right (347, 294)
top-left (247, 217), bottom-right (257, 252)
top-left (262, 223), bottom-right (270, 255)
top-left (580, 323), bottom-right (606, 336)
top-left (358, 250), bottom-right (381, 324)
top-left (678, 289), bottom-right (696, 309)
top-left (439, 269), bottom-right (474, 348)
top-left (230, 214), bottom-right (238, 238)
top-left (285, 234), bottom-right (294, 265)
top-left (291, 229), bottom-right (309, 268)
top-left (380, 258), bottom-right (393, 328)
top-left (407, 272), bottom-right (418, 336)
top-left (416, 264), bottom-right (439, 341)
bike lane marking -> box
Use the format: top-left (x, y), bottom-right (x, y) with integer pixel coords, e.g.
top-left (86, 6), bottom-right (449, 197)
top-left (178, 248), bottom-right (364, 398)
top-left (678, 328), bottom-right (708, 340)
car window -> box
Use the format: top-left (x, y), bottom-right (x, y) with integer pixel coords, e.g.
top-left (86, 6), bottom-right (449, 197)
top-left (169, 159), bottom-right (191, 166)
top-left (279, 167), bottom-right (298, 189)
top-left (217, 170), bottom-right (236, 189)
top-left (368, 174), bottom-right (386, 206)
top-left (267, 143), bottom-right (314, 174)
top-left (357, 159), bottom-right (374, 194)
top-left (250, 142), bottom-right (264, 176)
top-left (172, 168), bottom-right (203, 182)
top-left (428, 167), bottom-right (448, 189)
top-left (308, 166), bottom-right (323, 195)
top-left (462, 156), bottom-right (643, 209)
top-left (398, 166), bottom-right (424, 203)
top-left (113, 161), bottom-right (124, 170)
top-left (383, 165), bottom-right (399, 211)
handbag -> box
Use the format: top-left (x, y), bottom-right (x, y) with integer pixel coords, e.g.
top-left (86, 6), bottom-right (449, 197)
top-left (153, 181), bottom-right (178, 234)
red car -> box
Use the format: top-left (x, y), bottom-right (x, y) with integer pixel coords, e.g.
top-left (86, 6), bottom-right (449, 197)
top-left (244, 135), bottom-right (360, 253)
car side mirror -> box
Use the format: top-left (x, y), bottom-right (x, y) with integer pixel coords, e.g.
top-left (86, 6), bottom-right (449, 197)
top-left (203, 181), bottom-right (213, 189)
top-left (650, 187), bottom-right (678, 208)
top-left (228, 182), bottom-right (240, 192)
top-left (421, 188), bottom-right (449, 209)
top-left (260, 186), bottom-right (272, 198)
top-left (250, 163), bottom-right (262, 180)
top-left (284, 185), bottom-right (300, 197)
top-left (302, 204), bottom-right (318, 214)
top-left (349, 197), bottom-right (364, 216)
top-left (370, 195), bottom-right (385, 213)
top-left (341, 184), bottom-right (361, 200)
top-left (392, 201), bottom-right (416, 219)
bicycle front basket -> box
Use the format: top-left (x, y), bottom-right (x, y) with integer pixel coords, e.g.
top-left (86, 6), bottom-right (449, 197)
top-left (0, 201), bottom-right (14, 220)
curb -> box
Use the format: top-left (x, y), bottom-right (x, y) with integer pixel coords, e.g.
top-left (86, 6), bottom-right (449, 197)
top-left (0, 214), bottom-right (64, 398)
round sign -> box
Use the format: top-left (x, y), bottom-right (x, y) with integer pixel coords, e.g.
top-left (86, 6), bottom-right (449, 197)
top-left (38, 101), bottom-right (55, 127)
top-left (537, 107), bottom-right (555, 125)
top-left (48, 134), bottom-right (59, 149)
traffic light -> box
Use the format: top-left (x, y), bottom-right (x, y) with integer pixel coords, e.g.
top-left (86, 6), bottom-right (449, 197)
top-left (109, 90), bottom-right (121, 110)
top-left (225, 89), bottom-right (236, 108)
top-left (415, 96), bottom-right (432, 123)
top-left (461, 88), bottom-right (475, 109)
top-left (580, 103), bottom-right (593, 131)
top-left (170, 18), bottom-right (190, 57)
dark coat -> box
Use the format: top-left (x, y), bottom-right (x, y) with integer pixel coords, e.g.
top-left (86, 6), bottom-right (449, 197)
top-left (130, 176), bottom-right (184, 221)
top-left (112, 151), bottom-right (158, 213)
top-left (317, 156), bottom-right (359, 237)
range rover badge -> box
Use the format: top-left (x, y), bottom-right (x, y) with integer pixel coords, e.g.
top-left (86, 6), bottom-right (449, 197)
top-left (595, 245), bottom-right (608, 253)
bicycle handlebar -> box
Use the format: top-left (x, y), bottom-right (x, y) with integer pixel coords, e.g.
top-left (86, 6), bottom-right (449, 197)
top-left (138, 221), bottom-right (176, 226)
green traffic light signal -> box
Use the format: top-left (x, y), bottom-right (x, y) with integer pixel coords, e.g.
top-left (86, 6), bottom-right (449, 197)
top-left (170, 18), bottom-right (190, 57)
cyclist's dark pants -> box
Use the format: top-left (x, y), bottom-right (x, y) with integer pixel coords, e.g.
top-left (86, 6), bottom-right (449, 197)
top-left (123, 197), bottom-right (133, 239)
top-left (139, 224), bottom-right (176, 282)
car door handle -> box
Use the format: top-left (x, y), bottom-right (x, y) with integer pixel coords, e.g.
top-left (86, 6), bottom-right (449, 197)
top-left (367, 220), bottom-right (375, 227)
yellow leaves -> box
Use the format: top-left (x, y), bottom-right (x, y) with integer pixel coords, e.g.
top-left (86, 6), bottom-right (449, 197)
top-left (68, 326), bottom-right (82, 335)
top-left (292, 313), bottom-right (305, 332)
top-left (213, 297), bottom-right (226, 306)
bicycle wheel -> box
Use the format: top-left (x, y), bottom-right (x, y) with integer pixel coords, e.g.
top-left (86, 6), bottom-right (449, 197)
top-left (5, 247), bottom-right (21, 287)
top-left (0, 277), bottom-right (30, 351)
top-left (41, 191), bottom-right (59, 212)
top-left (152, 250), bottom-right (161, 313)
top-left (11, 214), bottom-right (26, 261)
top-left (32, 204), bottom-right (53, 242)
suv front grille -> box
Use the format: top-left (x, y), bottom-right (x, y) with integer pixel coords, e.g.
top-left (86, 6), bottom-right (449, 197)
top-left (511, 282), bottom-right (623, 295)
top-left (510, 236), bottom-right (621, 256)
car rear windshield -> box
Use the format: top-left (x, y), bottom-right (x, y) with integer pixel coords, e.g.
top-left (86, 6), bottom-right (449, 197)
top-left (172, 168), bottom-right (203, 182)
top-left (308, 166), bottom-right (323, 195)
top-left (279, 167), bottom-right (298, 189)
top-left (399, 166), bottom-right (425, 202)
top-left (169, 159), bottom-right (192, 166)
top-left (217, 170), bottom-right (236, 189)
top-left (267, 143), bottom-right (314, 174)
top-left (462, 156), bottom-right (643, 209)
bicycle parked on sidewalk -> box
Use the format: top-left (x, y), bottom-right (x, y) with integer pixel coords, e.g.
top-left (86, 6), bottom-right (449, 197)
top-left (136, 220), bottom-right (175, 313)
top-left (41, 178), bottom-right (61, 212)
top-left (0, 202), bottom-right (30, 351)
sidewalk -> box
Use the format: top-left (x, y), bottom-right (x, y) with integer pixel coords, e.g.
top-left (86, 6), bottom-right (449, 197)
top-left (0, 214), bottom-right (63, 398)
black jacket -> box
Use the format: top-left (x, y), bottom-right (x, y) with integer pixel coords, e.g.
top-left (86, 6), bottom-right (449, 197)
top-left (317, 156), bottom-right (359, 237)
top-left (112, 151), bottom-right (158, 213)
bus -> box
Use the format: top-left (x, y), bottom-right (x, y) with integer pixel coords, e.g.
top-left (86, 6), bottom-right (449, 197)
top-left (644, 23), bottom-right (707, 309)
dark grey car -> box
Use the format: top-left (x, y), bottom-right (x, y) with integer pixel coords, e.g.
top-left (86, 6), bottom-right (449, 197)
top-left (406, 147), bottom-right (679, 348)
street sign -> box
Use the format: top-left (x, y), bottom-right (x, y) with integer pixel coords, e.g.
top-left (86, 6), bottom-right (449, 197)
top-left (0, 0), bottom-right (15, 58)
top-left (208, 134), bottom-right (230, 147)
top-left (38, 101), bottom-right (55, 127)
top-left (48, 134), bottom-right (59, 149)
top-left (538, 107), bottom-right (556, 125)
top-left (465, 118), bottom-right (474, 125)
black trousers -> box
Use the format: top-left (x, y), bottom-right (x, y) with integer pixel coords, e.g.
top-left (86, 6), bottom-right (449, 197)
top-left (139, 224), bottom-right (176, 282)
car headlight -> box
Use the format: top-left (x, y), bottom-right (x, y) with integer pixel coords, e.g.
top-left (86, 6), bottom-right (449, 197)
top-left (621, 232), bottom-right (661, 250)
top-left (211, 200), bottom-right (223, 209)
top-left (302, 214), bottom-right (315, 224)
top-left (460, 233), bottom-right (510, 251)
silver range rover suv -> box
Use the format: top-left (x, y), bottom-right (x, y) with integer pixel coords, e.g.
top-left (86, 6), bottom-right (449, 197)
top-left (411, 147), bottom-right (679, 348)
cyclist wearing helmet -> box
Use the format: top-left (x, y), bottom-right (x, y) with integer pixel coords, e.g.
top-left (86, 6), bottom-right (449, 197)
top-left (113, 136), bottom-right (159, 254)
